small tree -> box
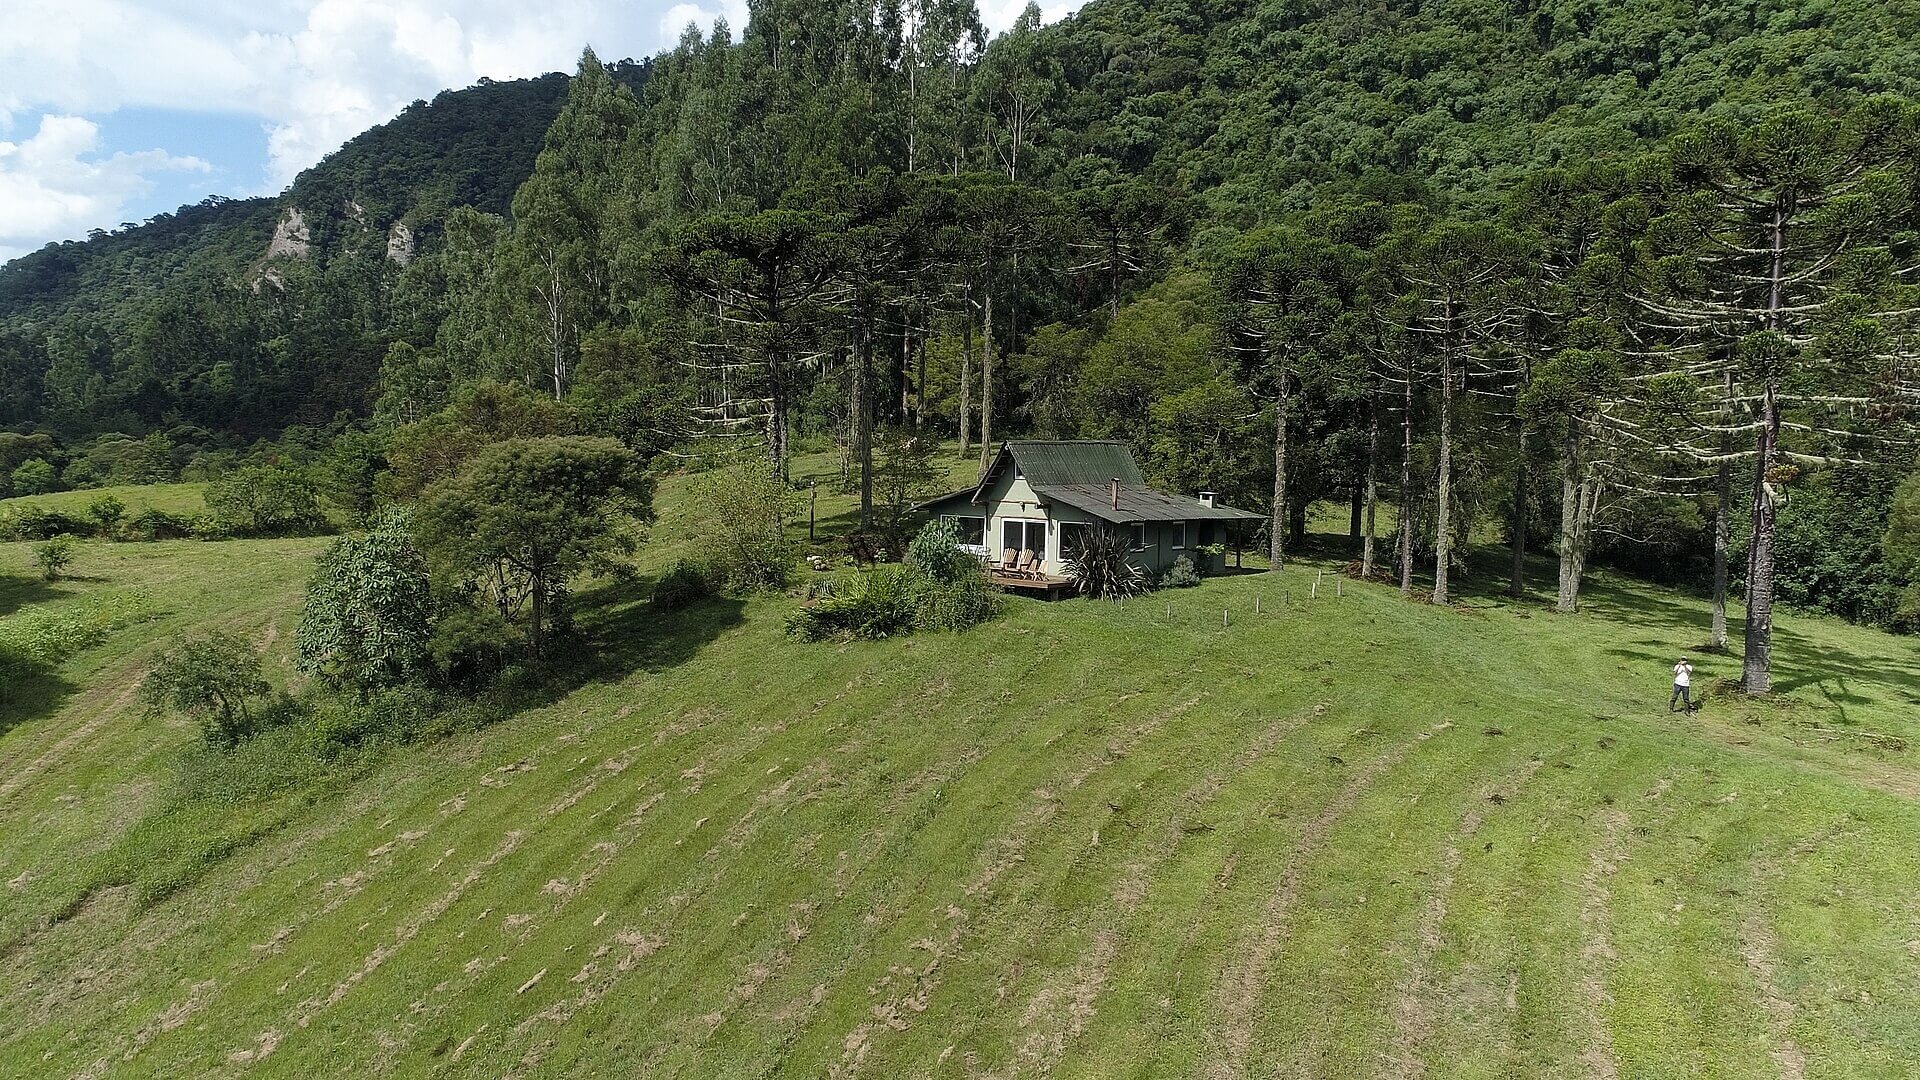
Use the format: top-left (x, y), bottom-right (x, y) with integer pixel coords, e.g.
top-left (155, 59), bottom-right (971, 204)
top-left (872, 429), bottom-right (942, 549)
top-left (10, 458), bottom-right (57, 495)
top-left (693, 461), bottom-right (804, 592)
top-left (295, 510), bottom-right (436, 694)
top-left (205, 466), bottom-right (328, 537)
top-left (416, 436), bottom-right (649, 656)
top-left (86, 494), bottom-right (127, 537)
top-left (140, 631), bottom-right (271, 748)
top-left (33, 535), bottom-right (77, 580)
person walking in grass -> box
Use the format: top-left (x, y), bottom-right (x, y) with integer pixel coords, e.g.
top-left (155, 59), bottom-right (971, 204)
top-left (1669, 657), bottom-right (1695, 713)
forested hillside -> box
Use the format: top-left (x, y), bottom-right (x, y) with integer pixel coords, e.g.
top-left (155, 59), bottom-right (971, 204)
top-left (4, 0), bottom-right (1920, 676)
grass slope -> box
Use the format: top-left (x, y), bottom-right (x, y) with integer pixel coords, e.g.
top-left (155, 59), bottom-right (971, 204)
top-left (3, 461), bottom-right (1920, 1078)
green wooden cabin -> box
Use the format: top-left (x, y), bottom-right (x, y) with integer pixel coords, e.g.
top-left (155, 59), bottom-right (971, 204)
top-left (918, 441), bottom-right (1263, 587)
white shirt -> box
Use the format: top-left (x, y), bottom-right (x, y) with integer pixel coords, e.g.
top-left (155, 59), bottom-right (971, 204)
top-left (1673, 663), bottom-right (1692, 687)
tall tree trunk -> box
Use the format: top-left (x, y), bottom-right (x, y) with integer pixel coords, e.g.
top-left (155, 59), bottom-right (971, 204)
top-left (1362, 392), bottom-right (1380, 577)
top-left (914, 328), bottom-right (927, 430)
top-left (959, 294), bottom-right (974, 457)
top-left (979, 287), bottom-right (996, 474)
top-left (1432, 339), bottom-right (1456, 606)
top-left (1556, 436), bottom-right (1581, 613)
top-left (1710, 367), bottom-right (1733, 649)
top-left (528, 571), bottom-right (548, 658)
top-left (1398, 371), bottom-right (1415, 597)
top-left (856, 324), bottom-right (874, 531)
top-left (1509, 429), bottom-right (1528, 597)
top-left (1743, 391), bottom-right (1780, 693)
top-left (1743, 203), bottom-right (1789, 693)
top-left (1269, 373), bottom-right (1290, 571)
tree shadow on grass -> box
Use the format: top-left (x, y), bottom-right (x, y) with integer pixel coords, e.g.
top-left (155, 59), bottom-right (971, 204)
top-left (546, 571), bottom-right (749, 698)
top-left (0, 575), bottom-right (71, 618)
top-left (0, 664), bottom-right (82, 743)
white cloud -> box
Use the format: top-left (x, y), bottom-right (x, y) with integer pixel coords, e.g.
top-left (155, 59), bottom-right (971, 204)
top-left (658, 1), bottom-right (748, 43)
top-left (0, 114), bottom-right (209, 261)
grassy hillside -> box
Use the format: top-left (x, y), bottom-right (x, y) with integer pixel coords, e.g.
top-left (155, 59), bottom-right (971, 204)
top-left (3, 462), bottom-right (1920, 1077)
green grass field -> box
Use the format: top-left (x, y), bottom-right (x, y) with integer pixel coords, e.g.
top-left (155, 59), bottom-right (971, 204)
top-left (3, 457), bottom-right (1920, 1078)
top-left (1, 482), bottom-right (209, 519)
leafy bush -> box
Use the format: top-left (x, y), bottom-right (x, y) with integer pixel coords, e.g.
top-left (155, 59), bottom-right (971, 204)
top-left (1065, 524), bottom-right (1151, 600)
top-left (295, 510), bottom-right (436, 694)
top-left (905, 519), bottom-right (976, 583)
top-left (204, 465), bottom-right (329, 537)
top-left (1164, 555), bottom-right (1202, 588)
top-left (33, 535), bottom-right (78, 580)
top-left (10, 458), bottom-right (58, 495)
top-left (139, 631), bottom-right (272, 748)
top-left (914, 561), bottom-right (1003, 632)
top-left (788, 562), bottom-right (1001, 642)
top-left (0, 507), bottom-right (91, 541)
top-left (87, 494), bottom-right (127, 536)
top-left (124, 508), bottom-right (195, 541)
top-left (786, 565), bottom-right (924, 641)
top-left (651, 560), bottom-right (712, 611)
top-left (694, 462), bottom-right (802, 592)
top-left (428, 605), bottom-right (525, 689)
top-left (0, 593), bottom-right (156, 688)
top-left (311, 683), bottom-right (455, 750)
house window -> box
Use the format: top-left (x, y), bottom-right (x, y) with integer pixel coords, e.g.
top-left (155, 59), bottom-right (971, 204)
top-left (1059, 522), bottom-right (1092, 563)
top-left (1130, 522), bottom-right (1147, 551)
top-left (1171, 521), bottom-right (1189, 550)
top-left (1001, 519), bottom-right (1047, 559)
top-left (943, 515), bottom-right (986, 546)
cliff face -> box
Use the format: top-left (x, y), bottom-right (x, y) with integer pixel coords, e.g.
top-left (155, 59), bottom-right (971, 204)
top-left (265, 208), bottom-right (311, 260)
top-left (386, 222), bottom-right (416, 265)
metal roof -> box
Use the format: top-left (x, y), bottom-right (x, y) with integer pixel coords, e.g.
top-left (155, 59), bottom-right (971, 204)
top-left (1034, 484), bottom-right (1265, 524)
top-left (988, 440), bottom-right (1145, 489)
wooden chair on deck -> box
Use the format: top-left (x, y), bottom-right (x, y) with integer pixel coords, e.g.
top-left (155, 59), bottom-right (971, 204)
top-left (1018, 548), bottom-right (1040, 579)
top-left (1001, 548), bottom-right (1022, 579)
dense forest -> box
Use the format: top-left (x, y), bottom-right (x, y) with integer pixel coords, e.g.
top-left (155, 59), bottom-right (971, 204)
top-left (6, 0), bottom-right (1920, 693)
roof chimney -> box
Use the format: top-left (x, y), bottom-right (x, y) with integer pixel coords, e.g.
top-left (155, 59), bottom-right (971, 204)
top-left (1110, 477), bottom-right (1121, 511)
top-left (1199, 491), bottom-right (1218, 509)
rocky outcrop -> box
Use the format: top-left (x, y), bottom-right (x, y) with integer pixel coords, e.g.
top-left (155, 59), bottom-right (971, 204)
top-left (265, 208), bottom-right (311, 260)
top-left (386, 222), bottom-right (416, 265)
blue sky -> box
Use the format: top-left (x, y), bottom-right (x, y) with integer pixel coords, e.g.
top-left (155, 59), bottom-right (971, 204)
top-left (0, 1), bottom-right (1081, 264)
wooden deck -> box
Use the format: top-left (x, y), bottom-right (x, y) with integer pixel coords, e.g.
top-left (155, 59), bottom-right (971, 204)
top-left (987, 571), bottom-right (1075, 592)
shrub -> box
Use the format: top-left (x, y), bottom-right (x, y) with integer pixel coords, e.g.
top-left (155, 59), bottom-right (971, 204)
top-left (1165, 555), bottom-right (1202, 589)
top-left (139, 631), bottom-right (271, 748)
top-left (0, 507), bottom-right (90, 541)
top-left (428, 605), bottom-right (525, 689)
top-left (1065, 524), bottom-right (1150, 600)
top-left (204, 466), bottom-right (329, 537)
top-left (124, 508), bottom-right (195, 541)
top-left (87, 494), bottom-right (127, 537)
top-left (651, 560), bottom-right (712, 612)
top-left (311, 683), bottom-right (453, 750)
top-left (694, 462), bottom-right (803, 592)
top-left (905, 519), bottom-right (976, 583)
top-left (786, 565), bottom-right (925, 641)
top-left (914, 561), bottom-right (1002, 633)
top-left (10, 458), bottom-right (58, 495)
top-left (33, 535), bottom-right (78, 580)
top-left (295, 510), bottom-right (436, 694)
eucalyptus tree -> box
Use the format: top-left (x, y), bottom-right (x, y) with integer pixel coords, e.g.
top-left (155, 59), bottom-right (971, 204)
top-left (496, 49), bottom-right (641, 399)
top-left (1634, 99), bottom-right (1920, 691)
top-left (973, 3), bottom-right (1061, 182)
